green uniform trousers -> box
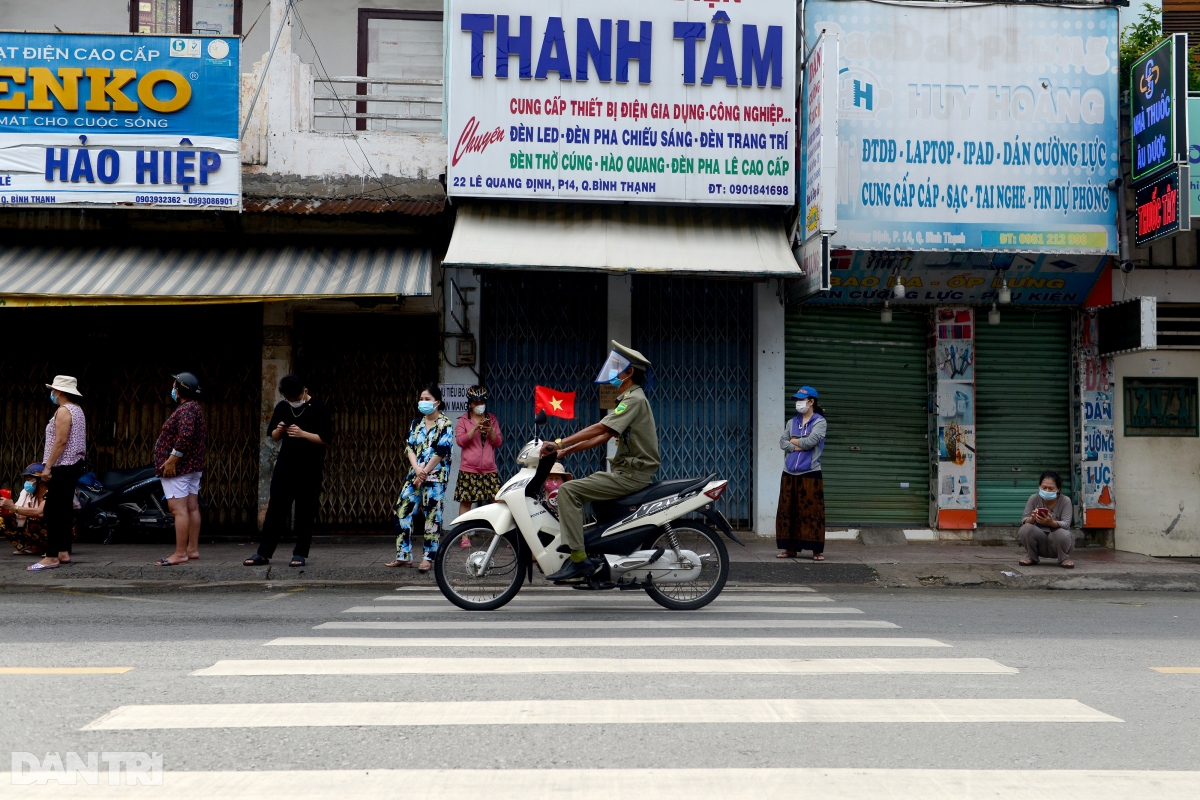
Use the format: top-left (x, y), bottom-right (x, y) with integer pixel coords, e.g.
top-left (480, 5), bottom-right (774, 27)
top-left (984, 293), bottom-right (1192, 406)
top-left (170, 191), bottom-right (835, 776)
top-left (557, 469), bottom-right (653, 552)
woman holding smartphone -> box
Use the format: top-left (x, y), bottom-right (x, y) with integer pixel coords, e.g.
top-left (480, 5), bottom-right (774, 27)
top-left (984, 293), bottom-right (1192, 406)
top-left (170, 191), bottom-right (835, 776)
top-left (1017, 470), bottom-right (1074, 568)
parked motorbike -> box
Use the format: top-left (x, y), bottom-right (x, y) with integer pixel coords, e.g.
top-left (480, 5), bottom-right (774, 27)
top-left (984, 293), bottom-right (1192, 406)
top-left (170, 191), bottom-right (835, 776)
top-left (435, 410), bottom-right (742, 611)
top-left (74, 466), bottom-right (175, 543)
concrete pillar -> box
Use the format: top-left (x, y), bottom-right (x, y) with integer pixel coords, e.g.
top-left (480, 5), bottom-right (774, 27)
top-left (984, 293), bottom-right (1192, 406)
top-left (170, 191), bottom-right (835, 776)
top-left (606, 274), bottom-right (632, 465)
top-left (752, 280), bottom-right (786, 537)
top-left (442, 266), bottom-right (482, 521)
top-left (258, 303), bottom-right (292, 529)
top-left (265, 0), bottom-right (296, 167)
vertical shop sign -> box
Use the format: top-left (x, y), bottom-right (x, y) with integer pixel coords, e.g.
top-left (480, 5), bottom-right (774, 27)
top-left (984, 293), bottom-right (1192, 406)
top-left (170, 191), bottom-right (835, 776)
top-left (933, 307), bottom-right (976, 528)
top-left (1072, 312), bottom-right (1115, 528)
top-left (803, 33), bottom-right (838, 241)
top-left (1130, 34), bottom-right (1188, 184)
top-left (1186, 96), bottom-right (1200, 214)
top-left (1134, 165), bottom-right (1189, 247)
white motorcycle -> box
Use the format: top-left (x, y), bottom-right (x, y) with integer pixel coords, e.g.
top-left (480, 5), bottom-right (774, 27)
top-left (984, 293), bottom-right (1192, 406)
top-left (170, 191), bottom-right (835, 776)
top-left (435, 412), bottom-right (742, 611)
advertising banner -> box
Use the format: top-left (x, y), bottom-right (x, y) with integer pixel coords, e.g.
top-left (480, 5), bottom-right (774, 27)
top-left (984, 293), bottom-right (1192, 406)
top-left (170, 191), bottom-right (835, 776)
top-left (446, 0), bottom-right (796, 204)
top-left (1071, 312), bottom-right (1114, 529)
top-left (932, 306), bottom-right (976, 529)
top-left (803, 33), bottom-right (838, 241)
top-left (806, 1), bottom-right (1119, 254)
top-left (0, 32), bottom-right (240, 210)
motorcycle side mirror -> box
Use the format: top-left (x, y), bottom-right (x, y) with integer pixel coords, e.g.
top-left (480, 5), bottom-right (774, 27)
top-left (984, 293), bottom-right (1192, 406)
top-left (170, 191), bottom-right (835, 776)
top-left (534, 409), bottom-right (548, 426)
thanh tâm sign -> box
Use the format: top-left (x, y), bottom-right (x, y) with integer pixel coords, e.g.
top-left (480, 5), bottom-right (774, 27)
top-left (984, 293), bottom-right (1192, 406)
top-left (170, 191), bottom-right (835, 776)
top-left (0, 32), bottom-right (240, 210)
top-left (446, 0), bottom-right (796, 204)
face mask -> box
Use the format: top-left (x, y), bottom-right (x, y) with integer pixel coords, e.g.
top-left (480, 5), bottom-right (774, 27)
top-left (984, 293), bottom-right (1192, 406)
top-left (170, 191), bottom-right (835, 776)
top-left (796, 400), bottom-right (809, 413)
top-left (171, 387), bottom-right (178, 402)
top-left (49, 391), bottom-right (56, 405)
top-left (1039, 489), bottom-right (1058, 501)
top-left (473, 404), bottom-right (486, 415)
top-left (595, 350), bottom-right (632, 385)
top-left (607, 375), bottom-right (625, 388)
top-left (418, 400), bottom-right (436, 415)
top-left (287, 399), bottom-right (305, 409)
top-left (23, 481), bottom-right (35, 495)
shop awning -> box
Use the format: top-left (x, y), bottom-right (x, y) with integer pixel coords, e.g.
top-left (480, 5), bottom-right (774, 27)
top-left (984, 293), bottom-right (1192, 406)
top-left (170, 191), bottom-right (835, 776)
top-left (0, 245), bottom-right (432, 305)
top-left (444, 202), bottom-right (799, 276)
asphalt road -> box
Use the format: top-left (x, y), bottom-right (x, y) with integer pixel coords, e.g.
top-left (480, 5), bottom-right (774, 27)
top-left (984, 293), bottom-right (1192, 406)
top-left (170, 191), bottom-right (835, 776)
top-left (1, 585), bottom-right (1198, 797)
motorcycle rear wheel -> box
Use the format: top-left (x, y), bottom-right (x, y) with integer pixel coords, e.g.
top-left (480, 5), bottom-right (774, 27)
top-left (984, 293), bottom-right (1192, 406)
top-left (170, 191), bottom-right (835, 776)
top-left (434, 523), bottom-right (525, 611)
top-left (642, 521), bottom-right (729, 610)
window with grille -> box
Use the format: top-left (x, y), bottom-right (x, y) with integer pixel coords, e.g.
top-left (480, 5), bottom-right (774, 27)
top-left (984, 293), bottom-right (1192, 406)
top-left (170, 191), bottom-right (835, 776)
top-left (131, 0), bottom-right (242, 35)
top-left (356, 9), bottom-right (444, 133)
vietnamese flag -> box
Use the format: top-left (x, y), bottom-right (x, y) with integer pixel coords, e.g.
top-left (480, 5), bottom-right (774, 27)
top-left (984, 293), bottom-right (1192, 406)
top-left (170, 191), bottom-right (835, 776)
top-left (535, 385), bottom-right (576, 419)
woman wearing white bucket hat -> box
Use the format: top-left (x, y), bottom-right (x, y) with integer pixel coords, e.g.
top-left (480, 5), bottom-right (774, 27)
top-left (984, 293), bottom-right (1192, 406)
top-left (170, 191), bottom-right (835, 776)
top-left (28, 376), bottom-right (87, 571)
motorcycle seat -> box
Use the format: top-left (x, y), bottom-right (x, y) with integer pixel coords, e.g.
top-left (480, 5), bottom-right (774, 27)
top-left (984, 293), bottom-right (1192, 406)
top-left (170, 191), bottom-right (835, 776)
top-left (99, 466), bottom-right (157, 491)
top-left (593, 476), bottom-right (711, 521)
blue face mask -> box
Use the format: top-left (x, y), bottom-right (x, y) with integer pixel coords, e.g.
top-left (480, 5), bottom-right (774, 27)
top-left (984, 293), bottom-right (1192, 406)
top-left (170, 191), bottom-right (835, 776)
top-left (171, 387), bottom-right (178, 402)
top-left (23, 481), bottom-right (35, 495)
top-left (1039, 489), bottom-right (1058, 501)
top-left (418, 400), bottom-right (436, 415)
top-left (49, 391), bottom-right (56, 405)
top-left (607, 375), bottom-right (625, 388)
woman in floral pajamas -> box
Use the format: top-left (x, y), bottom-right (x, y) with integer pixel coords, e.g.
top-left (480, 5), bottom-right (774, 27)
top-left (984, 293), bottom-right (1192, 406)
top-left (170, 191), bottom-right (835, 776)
top-left (388, 385), bottom-right (454, 572)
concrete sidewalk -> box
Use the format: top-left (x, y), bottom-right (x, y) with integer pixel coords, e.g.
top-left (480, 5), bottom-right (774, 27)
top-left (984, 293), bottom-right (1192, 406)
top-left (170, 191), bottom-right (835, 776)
top-left (2, 533), bottom-right (1197, 591)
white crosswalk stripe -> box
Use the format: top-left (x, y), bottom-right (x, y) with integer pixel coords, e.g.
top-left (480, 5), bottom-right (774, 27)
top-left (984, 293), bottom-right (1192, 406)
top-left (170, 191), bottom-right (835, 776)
top-left (369, 594), bottom-right (837, 603)
top-left (193, 656), bottom-right (1015, 676)
top-left (340, 604), bottom-right (864, 614)
top-left (6, 768), bottom-right (1194, 800)
top-left (313, 619), bottom-right (898, 630)
top-left (264, 636), bottom-right (951, 648)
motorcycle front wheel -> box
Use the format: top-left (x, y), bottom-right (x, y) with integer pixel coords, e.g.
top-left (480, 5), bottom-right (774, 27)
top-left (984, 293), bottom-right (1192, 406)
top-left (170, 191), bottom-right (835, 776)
top-left (434, 523), bottom-right (525, 611)
top-left (642, 521), bottom-right (729, 611)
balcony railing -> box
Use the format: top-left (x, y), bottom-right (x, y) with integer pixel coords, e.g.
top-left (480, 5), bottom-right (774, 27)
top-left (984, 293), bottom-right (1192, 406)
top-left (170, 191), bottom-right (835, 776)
top-left (312, 76), bottom-right (443, 134)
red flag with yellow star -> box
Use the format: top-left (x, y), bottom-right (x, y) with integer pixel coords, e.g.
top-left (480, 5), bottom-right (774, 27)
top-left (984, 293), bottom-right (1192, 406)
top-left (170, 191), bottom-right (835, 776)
top-left (534, 385), bottom-right (576, 419)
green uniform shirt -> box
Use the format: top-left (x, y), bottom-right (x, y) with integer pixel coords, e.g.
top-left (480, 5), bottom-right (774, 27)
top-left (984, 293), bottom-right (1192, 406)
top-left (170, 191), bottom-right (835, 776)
top-left (600, 385), bottom-right (660, 478)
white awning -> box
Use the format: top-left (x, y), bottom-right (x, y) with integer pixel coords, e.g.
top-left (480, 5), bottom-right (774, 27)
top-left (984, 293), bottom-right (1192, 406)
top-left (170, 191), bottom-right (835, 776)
top-left (444, 202), bottom-right (799, 276)
top-left (0, 245), bottom-right (432, 305)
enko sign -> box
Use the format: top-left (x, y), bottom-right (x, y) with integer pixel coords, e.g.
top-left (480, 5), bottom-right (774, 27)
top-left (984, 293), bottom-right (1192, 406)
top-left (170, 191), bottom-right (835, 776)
top-left (1130, 34), bottom-right (1188, 185)
top-left (0, 32), bottom-right (240, 210)
top-left (445, 0), bottom-right (796, 204)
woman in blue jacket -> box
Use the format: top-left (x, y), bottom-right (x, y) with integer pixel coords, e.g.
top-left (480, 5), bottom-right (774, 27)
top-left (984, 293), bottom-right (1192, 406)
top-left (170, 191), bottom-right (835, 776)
top-left (777, 386), bottom-right (828, 561)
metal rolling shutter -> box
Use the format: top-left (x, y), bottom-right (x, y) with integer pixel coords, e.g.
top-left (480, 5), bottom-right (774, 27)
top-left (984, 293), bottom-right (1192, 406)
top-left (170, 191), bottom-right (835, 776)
top-left (974, 309), bottom-right (1072, 524)
top-left (785, 306), bottom-right (930, 525)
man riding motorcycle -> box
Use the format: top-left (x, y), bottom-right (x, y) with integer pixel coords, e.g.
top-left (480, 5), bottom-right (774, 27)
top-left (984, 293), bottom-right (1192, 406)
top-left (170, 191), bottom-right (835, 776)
top-left (541, 341), bottom-right (660, 582)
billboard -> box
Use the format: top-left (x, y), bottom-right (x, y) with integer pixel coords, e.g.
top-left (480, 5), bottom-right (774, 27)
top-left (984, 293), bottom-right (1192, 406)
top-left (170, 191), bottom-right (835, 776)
top-left (0, 32), bottom-right (240, 210)
top-left (803, 33), bottom-right (838, 241)
top-left (806, 1), bottom-right (1119, 254)
top-left (446, 0), bottom-right (796, 204)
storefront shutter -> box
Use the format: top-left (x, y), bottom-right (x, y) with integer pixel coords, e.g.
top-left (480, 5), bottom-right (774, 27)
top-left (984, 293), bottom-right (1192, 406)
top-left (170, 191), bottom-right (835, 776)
top-left (974, 308), bottom-right (1072, 524)
top-left (785, 306), bottom-right (930, 525)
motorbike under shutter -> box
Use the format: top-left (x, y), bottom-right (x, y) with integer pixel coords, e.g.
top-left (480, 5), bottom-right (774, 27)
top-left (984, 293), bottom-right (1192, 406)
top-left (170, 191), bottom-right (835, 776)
top-left (784, 306), bottom-right (931, 526)
top-left (0, 245), bottom-right (432, 304)
top-left (974, 308), bottom-right (1072, 525)
top-left (443, 202), bottom-right (799, 276)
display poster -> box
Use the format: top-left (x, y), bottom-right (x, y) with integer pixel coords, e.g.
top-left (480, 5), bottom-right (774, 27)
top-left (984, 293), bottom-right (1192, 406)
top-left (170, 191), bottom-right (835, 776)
top-left (1072, 312), bottom-right (1115, 528)
top-left (446, 0), bottom-right (796, 204)
top-left (806, 1), bottom-right (1119, 254)
top-left (803, 33), bottom-right (838, 240)
top-left (933, 306), bottom-right (976, 528)
top-left (0, 32), bottom-right (240, 210)
top-left (798, 250), bottom-right (1109, 305)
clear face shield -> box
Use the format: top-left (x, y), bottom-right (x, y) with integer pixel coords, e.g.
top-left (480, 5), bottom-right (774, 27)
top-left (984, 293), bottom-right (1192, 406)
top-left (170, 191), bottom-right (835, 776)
top-left (594, 350), bottom-right (632, 384)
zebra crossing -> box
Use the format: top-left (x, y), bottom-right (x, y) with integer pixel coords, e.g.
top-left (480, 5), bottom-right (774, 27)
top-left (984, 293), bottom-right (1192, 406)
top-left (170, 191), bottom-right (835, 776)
top-left (54, 585), bottom-right (1200, 798)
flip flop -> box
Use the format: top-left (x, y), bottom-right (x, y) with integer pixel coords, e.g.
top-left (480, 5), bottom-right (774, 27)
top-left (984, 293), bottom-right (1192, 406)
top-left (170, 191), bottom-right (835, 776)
top-left (385, 560), bottom-right (412, 568)
top-left (1060, 561), bottom-right (1075, 569)
top-left (26, 561), bottom-right (58, 571)
top-left (776, 552), bottom-right (797, 559)
top-left (289, 556), bottom-right (306, 568)
top-left (418, 559), bottom-right (432, 572)
top-left (156, 557), bottom-right (185, 566)
top-left (243, 554), bottom-right (270, 566)
top-left (813, 554), bottom-right (825, 561)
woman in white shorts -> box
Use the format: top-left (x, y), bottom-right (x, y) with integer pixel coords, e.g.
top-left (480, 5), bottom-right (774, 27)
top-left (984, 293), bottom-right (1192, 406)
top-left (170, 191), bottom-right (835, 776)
top-left (153, 372), bottom-right (207, 566)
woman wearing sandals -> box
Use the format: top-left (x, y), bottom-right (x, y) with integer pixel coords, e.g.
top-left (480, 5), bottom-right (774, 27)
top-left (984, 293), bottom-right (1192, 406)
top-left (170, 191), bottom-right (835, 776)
top-left (387, 385), bottom-right (454, 572)
top-left (453, 385), bottom-right (503, 541)
top-left (28, 376), bottom-right (87, 571)
top-left (1016, 471), bottom-right (1075, 569)
top-left (776, 386), bottom-right (828, 562)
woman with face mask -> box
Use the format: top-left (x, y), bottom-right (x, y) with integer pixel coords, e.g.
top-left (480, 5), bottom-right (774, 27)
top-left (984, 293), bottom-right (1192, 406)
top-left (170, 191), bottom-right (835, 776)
top-left (453, 385), bottom-right (504, 533)
top-left (28, 376), bottom-right (87, 571)
top-left (776, 386), bottom-right (828, 561)
top-left (387, 385), bottom-right (454, 572)
top-left (0, 463), bottom-right (67, 556)
top-left (1017, 470), bottom-right (1074, 568)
